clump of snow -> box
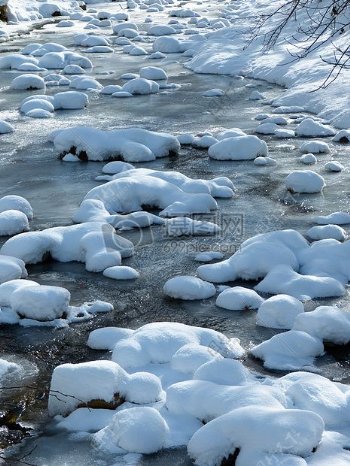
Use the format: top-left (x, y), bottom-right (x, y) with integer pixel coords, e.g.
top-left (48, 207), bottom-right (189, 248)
top-left (216, 286), bottom-right (264, 311)
top-left (300, 141), bottom-right (330, 154)
top-left (94, 407), bottom-right (169, 455)
top-left (307, 225), bottom-right (347, 241)
top-left (314, 212), bottom-right (350, 225)
top-left (188, 406), bottom-right (324, 466)
top-left (257, 295), bottom-right (304, 330)
top-left (285, 170), bottom-right (325, 193)
top-left (0, 120), bottom-right (14, 134)
top-left (255, 264), bottom-right (345, 299)
top-left (296, 119), bottom-right (336, 137)
top-left (208, 135), bottom-right (268, 160)
top-left (49, 360), bottom-right (163, 416)
top-left (111, 322), bottom-right (244, 369)
top-left (250, 330), bottom-right (324, 370)
top-left (163, 276), bottom-right (216, 300)
top-left (293, 306), bottom-right (350, 345)
top-left (11, 74), bottom-right (45, 90)
top-left (1, 222), bottom-right (133, 275)
top-left (103, 266), bottom-right (140, 280)
top-left (51, 126), bottom-right (180, 162)
top-left (0, 255), bottom-right (27, 284)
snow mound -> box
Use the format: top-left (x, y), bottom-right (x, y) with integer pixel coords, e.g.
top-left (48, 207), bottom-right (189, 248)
top-left (296, 119), bottom-right (336, 137)
top-left (83, 175), bottom-right (217, 218)
top-left (103, 266), bottom-right (140, 280)
top-left (255, 264), bottom-right (345, 299)
top-left (307, 225), bottom-right (347, 241)
top-left (293, 306), bottom-right (350, 345)
top-left (208, 135), bottom-right (268, 160)
top-left (49, 360), bottom-right (163, 416)
top-left (11, 285), bottom-right (70, 321)
top-left (285, 170), bottom-right (325, 193)
top-left (51, 126), bottom-right (180, 162)
top-left (0, 255), bottom-right (27, 284)
top-left (11, 74), bottom-right (45, 90)
top-left (111, 322), bottom-right (244, 369)
top-left (188, 406), bottom-right (324, 466)
top-left (0, 120), bottom-right (14, 134)
top-left (314, 212), bottom-right (350, 225)
top-left (1, 222), bottom-right (133, 274)
top-left (163, 276), bottom-right (216, 300)
top-left (0, 210), bottom-right (29, 236)
top-left (257, 295), bottom-right (304, 330)
top-left (250, 330), bottom-right (324, 370)
top-left (216, 286), bottom-right (264, 311)
top-left (94, 407), bottom-right (168, 454)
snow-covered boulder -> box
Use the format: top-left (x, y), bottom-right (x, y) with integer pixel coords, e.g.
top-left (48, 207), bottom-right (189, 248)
top-left (0, 255), bottom-right (27, 284)
top-left (51, 127), bottom-right (180, 162)
top-left (255, 264), bottom-right (345, 299)
top-left (11, 74), bottom-right (45, 90)
top-left (49, 360), bottom-right (163, 416)
top-left (188, 406), bottom-right (324, 466)
top-left (314, 212), bottom-right (350, 225)
top-left (300, 141), bottom-right (330, 154)
top-left (1, 223), bottom-right (133, 274)
top-left (11, 285), bottom-right (70, 321)
top-left (103, 266), bottom-right (140, 280)
top-left (0, 210), bottom-right (29, 236)
top-left (122, 78), bottom-right (159, 95)
top-left (250, 330), bottom-right (324, 370)
top-left (0, 120), bottom-right (14, 134)
top-left (94, 407), bottom-right (168, 454)
top-left (285, 170), bottom-right (325, 193)
top-left (306, 225), bottom-right (347, 241)
top-left (296, 119), bottom-right (336, 137)
top-left (208, 135), bottom-right (268, 160)
top-left (53, 91), bottom-right (89, 110)
top-left (111, 322), bottom-right (244, 369)
top-left (139, 66), bottom-right (167, 81)
top-left (256, 295), bottom-right (304, 329)
top-left (293, 306), bottom-right (350, 345)
top-left (216, 286), bottom-right (264, 311)
top-left (163, 276), bottom-right (216, 300)
top-left (153, 36), bottom-right (183, 53)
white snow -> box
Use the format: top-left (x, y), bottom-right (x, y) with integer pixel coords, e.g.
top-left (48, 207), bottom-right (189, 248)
top-left (256, 295), bottom-right (305, 330)
top-left (285, 170), bottom-right (325, 193)
top-left (208, 135), bottom-right (268, 161)
top-left (216, 286), bottom-right (264, 311)
top-left (250, 330), bottom-right (324, 370)
top-left (163, 276), bottom-right (216, 300)
top-left (103, 266), bottom-right (140, 280)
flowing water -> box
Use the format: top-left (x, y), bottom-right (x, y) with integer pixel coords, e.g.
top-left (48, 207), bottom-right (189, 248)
top-left (0, 3), bottom-right (349, 464)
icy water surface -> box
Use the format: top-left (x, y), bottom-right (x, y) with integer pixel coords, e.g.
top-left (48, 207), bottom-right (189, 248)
top-left (0, 2), bottom-right (349, 464)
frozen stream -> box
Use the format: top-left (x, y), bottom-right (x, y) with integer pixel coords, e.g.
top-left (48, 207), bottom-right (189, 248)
top-left (0, 2), bottom-right (349, 465)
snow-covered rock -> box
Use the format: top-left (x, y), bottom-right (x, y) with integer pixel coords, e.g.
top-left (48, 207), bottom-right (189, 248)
top-left (285, 170), bottom-right (325, 193)
top-left (257, 295), bottom-right (304, 330)
top-left (11, 74), bottom-right (45, 90)
top-left (307, 225), bottom-right (347, 241)
top-left (208, 135), bottom-right (268, 160)
top-left (293, 306), bottom-right (350, 345)
top-left (94, 407), bottom-right (168, 454)
top-left (0, 210), bottom-right (29, 236)
top-left (216, 286), bottom-right (264, 311)
top-left (51, 127), bottom-right (180, 162)
top-left (163, 276), bottom-right (216, 300)
top-left (296, 119), bottom-right (336, 137)
top-left (0, 255), bottom-right (27, 284)
top-left (250, 330), bottom-right (324, 370)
